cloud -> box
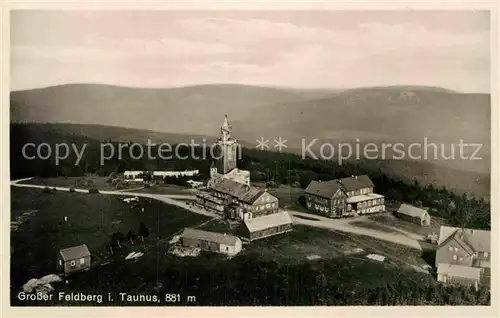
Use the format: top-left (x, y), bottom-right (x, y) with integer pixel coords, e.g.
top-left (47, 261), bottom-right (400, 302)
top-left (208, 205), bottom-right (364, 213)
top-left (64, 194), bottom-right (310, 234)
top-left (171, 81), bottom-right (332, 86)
top-left (10, 12), bottom-right (490, 92)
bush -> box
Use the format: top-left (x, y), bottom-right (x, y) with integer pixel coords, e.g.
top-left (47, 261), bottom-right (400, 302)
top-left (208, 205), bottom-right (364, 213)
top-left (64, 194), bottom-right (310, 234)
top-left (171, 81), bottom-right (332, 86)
top-left (88, 188), bottom-right (99, 194)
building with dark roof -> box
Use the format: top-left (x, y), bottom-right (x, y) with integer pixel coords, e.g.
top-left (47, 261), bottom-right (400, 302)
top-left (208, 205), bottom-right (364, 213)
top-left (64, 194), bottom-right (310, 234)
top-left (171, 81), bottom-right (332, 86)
top-left (180, 228), bottom-right (242, 256)
top-left (57, 244), bottom-right (91, 274)
top-left (304, 175), bottom-right (384, 218)
top-left (194, 114), bottom-right (292, 242)
top-left (435, 226), bottom-right (491, 288)
top-left (202, 178), bottom-right (279, 220)
top-left (394, 203), bottom-right (431, 226)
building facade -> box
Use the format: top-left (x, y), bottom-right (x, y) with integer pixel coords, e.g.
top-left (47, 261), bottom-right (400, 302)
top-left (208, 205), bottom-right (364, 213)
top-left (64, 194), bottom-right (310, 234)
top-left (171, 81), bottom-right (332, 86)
top-left (198, 178), bottom-right (279, 220)
top-left (56, 244), bottom-right (91, 274)
top-left (435, 226), bottom-right (490, 288)
top-left (180, 228), bottom-right (242, 256)
top-left (305, 175), bottom-right (385, 218)
top-left (240, 211), bottom-right (293, 242)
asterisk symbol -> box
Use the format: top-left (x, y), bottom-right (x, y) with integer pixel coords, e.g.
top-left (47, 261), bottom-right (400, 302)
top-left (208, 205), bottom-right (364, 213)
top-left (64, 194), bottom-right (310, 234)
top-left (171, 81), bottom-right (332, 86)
top-left (273, 137), bottom-right (288, 152)
top-left (256, 137), bottom-right (270, 150)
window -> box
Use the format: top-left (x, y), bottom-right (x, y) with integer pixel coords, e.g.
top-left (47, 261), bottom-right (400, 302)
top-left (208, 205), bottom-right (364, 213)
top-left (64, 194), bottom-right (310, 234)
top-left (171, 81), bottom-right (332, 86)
top-left (266, 204), bottom-right (270, 209)
top-left (453, 255), bottom-right (457, 260)
top-left (226, 247), bottom-right (229, 251)
top-left (459, 257), bottom-right (463, 261)
top-left (59, 260), bottom-right (62, 266)
top-left (70, 260), bottom-right (76, 266)
top-left (448, 246), bottom-right (453, 251)
top-left (454, 247), bottom-right (458, 252)
top-left (484, 252), bottom-right (489, 258)
top-left (80, 258), bottom-right (85, 265)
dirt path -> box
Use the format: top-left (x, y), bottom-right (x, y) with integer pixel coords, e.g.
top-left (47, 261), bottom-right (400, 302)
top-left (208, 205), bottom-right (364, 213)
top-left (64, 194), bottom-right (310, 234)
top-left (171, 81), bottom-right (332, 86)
top-left (11, 179), bottom-right (435, 251)
top-left (287, 210), bottom-right (435, 251)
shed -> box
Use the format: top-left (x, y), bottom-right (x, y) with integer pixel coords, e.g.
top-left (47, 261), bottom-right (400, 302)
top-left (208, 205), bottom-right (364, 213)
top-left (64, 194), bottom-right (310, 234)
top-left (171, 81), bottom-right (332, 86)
top-left (241, 211), bottom-right (293, 241)
top-left (180, 228), bottom-right (242, 256)
top-left (394, 203), bottom-right (431, 226)
top-left (57, 244), bottom-right (91, 274)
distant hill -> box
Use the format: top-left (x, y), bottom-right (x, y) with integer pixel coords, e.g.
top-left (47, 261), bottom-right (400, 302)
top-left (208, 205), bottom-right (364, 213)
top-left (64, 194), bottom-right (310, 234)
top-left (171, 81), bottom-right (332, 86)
top-left (232, 87), bottom-right (490, 175)
top-left (10, 83), bottom-right (335, 136)
top-left (10, 83), bottom-right (490, 197)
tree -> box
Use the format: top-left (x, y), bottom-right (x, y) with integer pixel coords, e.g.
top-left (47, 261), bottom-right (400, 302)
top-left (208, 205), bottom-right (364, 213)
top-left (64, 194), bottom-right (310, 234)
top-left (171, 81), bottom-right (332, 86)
top-left (137, 222), bottom-right (150, 242)
top-left (111, 231), bottom-right (125, 248)
top-left (127, 229), bottom-right (136, 245)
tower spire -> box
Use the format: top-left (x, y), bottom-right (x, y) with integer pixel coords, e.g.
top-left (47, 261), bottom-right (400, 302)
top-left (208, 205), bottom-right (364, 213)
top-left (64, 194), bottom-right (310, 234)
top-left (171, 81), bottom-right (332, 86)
top-left (222, 114), bottom-right (230, 131)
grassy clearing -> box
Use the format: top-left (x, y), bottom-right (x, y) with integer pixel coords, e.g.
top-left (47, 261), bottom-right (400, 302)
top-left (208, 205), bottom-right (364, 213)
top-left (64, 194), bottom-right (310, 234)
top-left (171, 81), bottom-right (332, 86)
top-left (368, 213), bottom-right (443, 237)
top-left (132, 184), bottom-right (193, 194)
top-left (10, 187), bottom-right (210, 293)
top-left (245, 225), bottom-right (430, 270)
top-left (10, 187), bottom-right (436, 306)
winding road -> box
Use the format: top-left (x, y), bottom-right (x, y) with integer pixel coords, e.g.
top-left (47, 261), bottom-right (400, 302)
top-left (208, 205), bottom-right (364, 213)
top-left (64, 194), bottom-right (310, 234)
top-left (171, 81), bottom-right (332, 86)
top-left (11, 178), bottom-right (434, 251)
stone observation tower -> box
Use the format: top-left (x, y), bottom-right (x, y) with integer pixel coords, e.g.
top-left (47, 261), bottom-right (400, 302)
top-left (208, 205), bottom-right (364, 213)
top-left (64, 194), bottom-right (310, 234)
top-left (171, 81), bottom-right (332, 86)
top-left (208, 115), bottom-right (249, 187)
top-left (215, 114), bottom-right (238, 175)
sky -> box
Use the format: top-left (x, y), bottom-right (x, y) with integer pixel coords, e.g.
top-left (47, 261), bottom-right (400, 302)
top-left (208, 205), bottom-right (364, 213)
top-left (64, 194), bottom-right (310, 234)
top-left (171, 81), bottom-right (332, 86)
top-left (10, 10), bottom-right (491, 93)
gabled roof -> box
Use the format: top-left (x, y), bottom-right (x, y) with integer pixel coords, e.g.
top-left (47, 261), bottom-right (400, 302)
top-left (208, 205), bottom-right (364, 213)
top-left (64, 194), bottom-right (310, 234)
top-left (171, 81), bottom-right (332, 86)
top-left (305, 175), bottom-right (375, 199)
top-left (438, 226), bottom-right (490, 253)
top-left (305, 180), bottom-right (342, 199)
top-left (438, 229), bottom-right (475, 256)
top-left (336, 175), bottom-right (374, 192)
top-left (396, 203), bottom-right (429, 218)
top-left (59, 244), bottom-right (91, 261)
top-left (180, 228), bottom-right (240, 246)
top-left (210, 179), bottom-right (272, 204)
top-left (244, 211), bottom-right (293, 233)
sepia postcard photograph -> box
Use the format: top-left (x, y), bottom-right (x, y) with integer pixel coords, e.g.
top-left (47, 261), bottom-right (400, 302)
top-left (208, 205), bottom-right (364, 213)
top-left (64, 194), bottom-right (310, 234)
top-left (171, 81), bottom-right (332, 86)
top-left (2, 2), bottom-right (499, 317)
